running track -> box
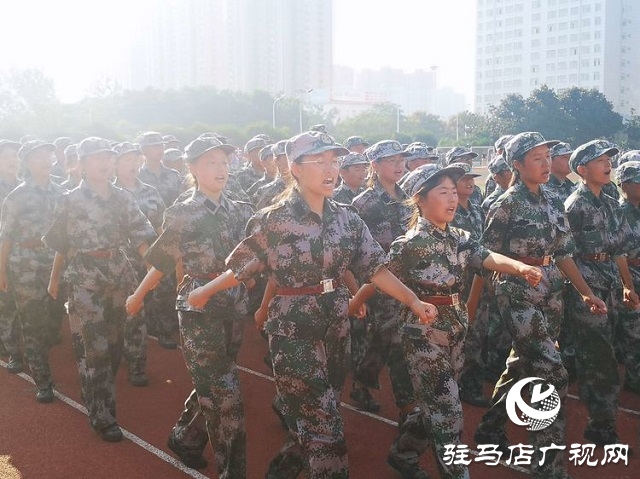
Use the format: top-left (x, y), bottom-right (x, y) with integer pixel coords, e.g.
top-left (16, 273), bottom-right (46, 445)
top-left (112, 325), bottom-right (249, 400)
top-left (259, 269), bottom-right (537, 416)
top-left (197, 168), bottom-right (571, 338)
top-left (1, 317), bottom-right (638, 478)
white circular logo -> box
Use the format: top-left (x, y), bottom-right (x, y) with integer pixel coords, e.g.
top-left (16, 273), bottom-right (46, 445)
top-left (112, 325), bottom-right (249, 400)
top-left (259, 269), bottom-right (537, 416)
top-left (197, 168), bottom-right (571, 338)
top-left (505, 377), bottom-right (561, 431)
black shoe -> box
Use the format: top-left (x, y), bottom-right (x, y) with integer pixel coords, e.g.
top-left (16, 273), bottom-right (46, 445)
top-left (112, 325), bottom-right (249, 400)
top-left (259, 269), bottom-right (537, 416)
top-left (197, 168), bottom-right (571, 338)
top-left (98, 424), bottom-right (124, 442)
top-left (474, 424), bottom-right (510, 456)
top-left (167, 435), bottom-right (208, 469)
top-left (129, 373), bottom-right (149, 387)
top-left (36, 385), bottom-right (55, 403)
top-left (265, 451), bottom-right (305, 479)
top-left (584, 422), bottom-right (620, 446)
top-left (6, 356), bottom-right (23, 374)
top-left (158, 335), bottom-right (177, 349)
top-left (350, 386), bottom-right (381, 413)
top-left (387, 449), bottom-right (430, 479)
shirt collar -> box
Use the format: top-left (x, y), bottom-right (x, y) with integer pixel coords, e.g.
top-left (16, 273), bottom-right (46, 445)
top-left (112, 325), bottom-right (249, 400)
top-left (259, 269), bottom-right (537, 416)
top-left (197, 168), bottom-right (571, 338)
top-left (190, 189), bottom-right (231, 213)
top-left (289, 188), bottom-right (337, 222)
top-left (416, 216), bottom-right (452, 241)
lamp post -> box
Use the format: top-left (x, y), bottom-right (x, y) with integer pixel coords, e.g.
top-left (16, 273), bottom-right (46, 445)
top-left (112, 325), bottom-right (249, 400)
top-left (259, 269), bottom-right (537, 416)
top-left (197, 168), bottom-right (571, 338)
top-left (297, 88), bottom-right (314, 133)
top-left (272, 94), bottom-right (286, 130)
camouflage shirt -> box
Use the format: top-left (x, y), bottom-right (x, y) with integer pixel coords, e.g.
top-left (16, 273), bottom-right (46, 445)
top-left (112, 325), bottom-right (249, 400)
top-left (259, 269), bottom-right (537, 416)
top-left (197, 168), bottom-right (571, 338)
top-left (0, 178), bottom-right (19, 202)
top-left (332, 182), bottom-right (362, 205)
top-left (483, 181), bottom-right (575, 302)
top-left (619, 198), bottom-right (640, 288)
top-left (470, 184), bottom-right (484, 205)
top-left (255, 177), bottom-right (288, 210)
top-left (246, 173), bottom-right (276, 200)
top-left (0, 178), bottom-right (64, 273)
top-left (226, 189), bottom-right (387, 339)
top-left (388, 217), bottom-right (489, 337)
top-left (43, 181), bottom-right (156, 292)
top-left (138, 164), bottom-right (182, 207)
top-left (546, 175), bottom-right (575, 202)
top-left (352, 180), bottom-right (411, 252)
top-left (481, 185), bottom-right (505, 215)
top-left (145, 190), bottom-right (254, 310)
top-left (60, 175), bottom-right (81, 191)
top-left (236, 165), bottom-right (264, 192)
top-left (118, 179), bottom-right (166, 231)
top-left (602, 181), bottom-right (620, 201)
top-left (451, 200), bottom-right (485, 241)
top-left (565, 182), bottom-right (628, 291)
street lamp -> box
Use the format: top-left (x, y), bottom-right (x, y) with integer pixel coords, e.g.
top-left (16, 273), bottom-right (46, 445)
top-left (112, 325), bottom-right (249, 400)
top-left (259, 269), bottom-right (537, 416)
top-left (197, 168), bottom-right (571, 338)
top-left (297, 88), bottom-right (314, 133)
top-left (272, 94), bottom-right (286, 130)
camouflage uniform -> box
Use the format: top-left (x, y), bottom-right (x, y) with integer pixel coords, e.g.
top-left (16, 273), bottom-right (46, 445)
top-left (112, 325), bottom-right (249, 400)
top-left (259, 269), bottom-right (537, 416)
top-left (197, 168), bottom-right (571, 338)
top-left (145, 189), bottom-right (253, 479)
top-left (0, 176), bottom-right (20, 360)
top-left (332, 182), bottom-right (361, 205)
top-left (564, 182), bottom-right (627, 432)
top-left (138, 163), bottom-right (182, 207)
top-left (255, 176), bottom-right (289, 210)
top-left (227, 188), bottom-right (387, 479)
top-left (43, 180), bottom-right (155, 432)
top-left (0, 177), bottom-right (63, 390)
top-left (546, 175), bottom-right (575, 202)
top-left (236, 165), bottom-right (264, 193)
top-left (476, 180), bottom-right (573, 479)
top-left (388, 216), bottom-right (490, 479)
top-left (246, 173), bottom-right (276, 200)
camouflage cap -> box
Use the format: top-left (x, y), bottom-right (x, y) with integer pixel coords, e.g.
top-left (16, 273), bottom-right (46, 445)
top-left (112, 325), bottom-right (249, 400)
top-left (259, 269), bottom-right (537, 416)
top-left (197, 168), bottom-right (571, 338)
top-left (445, 146), bottom-right (478, 165)
top-left (163, 134), bottom-right (179, 143)
top-left (504, 132), bottom-right (559, 168)
top-left (494, 134), bottom-right (514, 151)
top-left (77, 137), bottom-right (117, 159)
top-left (286, 131), bottom-right (349, 164)
top-left (163, 148), bottom-right (183, 163)
top-left (114, 141), bottom-right (142, 158)
top-left (450, 162), bottom-right (481, 178)
top-left (184, 137), bottom-right (235, 163)
top-left (404, 144), bottom-right (439, 162)
top-left (339, 152), bottom-right (369, 169)
top-left (550, 142), bottom-right (574, 158)
top-left (20, 134), bottom-right (38, 145)
top-left (615, 161), bottom-right (640, 185)
top-left (244, 136), bottom-right (269, 154)
top-left (272, 140), bottom-right (288, 158)
top-left (53, 137), bottom-right (73, 149)
top-left (403, 164), bottom-right (466, 197)
top-left (259, 144), bottom-right (275, 161)
top-left (365, 140), bottom-right (409, 162)
top-left (63, 144), bottom-right (78, 159)
top-left (343, 136), bottom-right (370, 150)
top-left (138, 131), bottom-right (166, 147)
top-left (310, 124), bottom-right (328, 133)
top-left (18, 140), bottom-right (55, 162)
top-left (617, 150), bottom-right (640, 167)
top-left (569, 139), bottom-right (619, 173)
top-left (198, 132), bottom-right (219, 140)
top-left (0, 139), bottom-right (21, 152)
top-left (487, 154), bottom-right (510, 175)
top-left (254, 133), bottom-right (271, 141)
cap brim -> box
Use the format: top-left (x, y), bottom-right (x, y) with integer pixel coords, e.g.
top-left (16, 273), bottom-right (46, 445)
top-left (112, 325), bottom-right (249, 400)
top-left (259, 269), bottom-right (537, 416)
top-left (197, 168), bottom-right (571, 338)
top-left (85, 148), bottom-right (117, 157)
top-left (551, 150), bottom-right (574, 158)
top-left (412, 165), bottom-right (466, 196)
top-left (602, 147), bottom-right (620, 157)
top-left (295, 144), bottom-right (350, 162)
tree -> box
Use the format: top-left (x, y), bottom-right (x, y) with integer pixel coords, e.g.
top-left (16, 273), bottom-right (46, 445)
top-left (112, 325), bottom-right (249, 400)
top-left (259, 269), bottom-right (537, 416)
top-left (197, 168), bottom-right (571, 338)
top-left (558, 88), bottom-right (623, 144)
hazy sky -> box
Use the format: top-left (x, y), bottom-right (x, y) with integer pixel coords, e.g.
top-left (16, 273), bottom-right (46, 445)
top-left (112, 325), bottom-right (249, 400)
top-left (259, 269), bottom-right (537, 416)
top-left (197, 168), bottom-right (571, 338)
top-left (0, 0), bottom-right (476, 103)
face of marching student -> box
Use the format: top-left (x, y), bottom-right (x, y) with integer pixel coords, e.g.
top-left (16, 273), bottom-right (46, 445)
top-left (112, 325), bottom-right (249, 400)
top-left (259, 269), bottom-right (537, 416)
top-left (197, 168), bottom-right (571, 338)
top-left (291, 150), bottom-right (340, 198)
top-left (0, 147), bottom-right (19, 180)
top-left (577, 154), bottom-right (613, 187)
top-left (515, 144), bottom-right (551, 187)
top-left (340, 163), bottom-right (368, 190)
top-left (82, 151), bottom-right (116, 183)
top-left (189, 148), bottom-right (230, 196)
top-left (115, 152), bottom-right (143, 183)
top-left (417, 175), bottom-right (458, 229)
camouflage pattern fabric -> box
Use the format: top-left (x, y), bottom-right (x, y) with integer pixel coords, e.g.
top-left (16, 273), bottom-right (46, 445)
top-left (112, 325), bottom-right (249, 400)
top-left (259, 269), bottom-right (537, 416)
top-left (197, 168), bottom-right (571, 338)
top-left (332, 182), bottom-right (361, 205)
top-left (0, 177), bottom-right (19, 358)
top-left (481, 184), bottom-right (505, 214)
top-left (246, 173), bottom-right (275, 200)
top-left (138, 163), bottom-right (182, 206)
top-left (255, 176), bottom-right (288, 210)
top-left (546, 175), bottom-right (575, 202)
top-left (226, 189), bottom-right (387, 478)
top-left (60, 175), bottom-right (80, 191)
top-left (236, 165), bottom-right (263, 192)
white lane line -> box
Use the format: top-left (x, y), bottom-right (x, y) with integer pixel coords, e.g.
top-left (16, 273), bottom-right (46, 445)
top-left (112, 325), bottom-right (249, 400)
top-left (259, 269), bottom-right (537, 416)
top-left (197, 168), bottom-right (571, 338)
top-left (567, 393), bottom-right (640, 417)
top-left (0, 359), bottom-right (209, 479)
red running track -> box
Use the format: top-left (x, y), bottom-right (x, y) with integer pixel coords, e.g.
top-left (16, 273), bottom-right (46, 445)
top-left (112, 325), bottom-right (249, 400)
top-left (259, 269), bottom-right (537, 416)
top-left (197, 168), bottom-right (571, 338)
top-left (1, 317), bottom-right (638, 478)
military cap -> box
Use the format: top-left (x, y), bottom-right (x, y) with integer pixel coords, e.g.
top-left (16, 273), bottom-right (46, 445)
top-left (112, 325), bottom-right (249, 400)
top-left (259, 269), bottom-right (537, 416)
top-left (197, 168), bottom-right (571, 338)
top-left (0, 139), bottom-right (21, 152)
top-left (550, 142), bottom-right (574, 158)
top-left (494, 135), bottom-right (514, 152)
top-left (77, 137), bottom-right (117, 159)
top-left (487, 154), bottom-right (510, 175)
top-left (114, 141), bottom-right (142, 158)
top-left (198, 132), bottom-right (219, 140)
top-left (163, 148), bottom-right (183, 162)
top-left (445, 146), bottom-right (478, 165)
top-left (244, 136), bottom-right (269, 154)
top-left (138, 131), bottom-right (166, 147)
top-left (365, 140), bottom-right (410, 162)
top-left (163, 134), bottom-right (179, 143)
top-left (53, 137), bottom-right (73, 150)
top-left (504, 132), bottom-right (559, 168)
top-left (184, 137), bottom-right (235, 163)
top-left (617, 150), bottom-right (640, 167)
top-left (339, 153), bottom-right (369, 169)
top-left (403, 164), bottom-right (466, 197)
top-left (272, 140), bottom-right (288, 157)
top-left (286, 131), bottom-right (349, 164)
top-left (64, 144), bottom-right (78, 159)
top-left (344, 136), bottom-right (370, 150)
top-left (20, 134), bottom-right (38, 145)
top-left (310, 124), bottom-right (328, 134)
top-left (569, 139), bottom-right (619, 173)
top-left (407, 141), bottom-right (428, 148)
top-left (404, 144), bottom-right (439, 162)
top-left (254, 133), bottom-right (271, 141)
top-left (615, 161), bottom-right (640, 185)
top-left (259, 144), bottom-right (275, 161)
top-left (18, 140), bottom-right (55, 162)
top-left (450, 162), bottom-right (481, 178)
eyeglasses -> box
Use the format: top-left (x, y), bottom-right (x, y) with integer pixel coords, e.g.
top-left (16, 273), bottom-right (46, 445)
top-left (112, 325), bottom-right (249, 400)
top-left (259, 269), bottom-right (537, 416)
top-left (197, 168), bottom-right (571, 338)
top-left (298, 159), bottom-right (340, 169)
top-left (378, 157), bottom-right (406, 167)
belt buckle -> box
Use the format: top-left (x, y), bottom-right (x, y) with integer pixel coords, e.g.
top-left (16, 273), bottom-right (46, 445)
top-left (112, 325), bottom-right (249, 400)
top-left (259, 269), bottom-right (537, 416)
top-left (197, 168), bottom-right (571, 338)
top-left (451, 293), bottom-right (460, 307)
top-left (542, 255), bottom-right (551, 266)
top-left (321, 279), bottom-right (334, 294)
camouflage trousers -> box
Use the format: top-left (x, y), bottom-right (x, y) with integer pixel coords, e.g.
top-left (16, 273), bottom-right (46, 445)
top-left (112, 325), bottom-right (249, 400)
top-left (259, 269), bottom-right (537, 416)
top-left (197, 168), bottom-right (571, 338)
top-left (566, 287), bottom-right (619, 425)
top-left (146, 275), bottom-right (178, 337)
top-left (478, 293), bottom-right (568, 479)
top-left (402, 318), bottom-right (469, 479)
top-left (123, 310), bottom-right (147, 377)
top-left (355, 295), bottom-right (415, 409)
top-left (11, 270), bottom-right (53, 389)
top-left (349, 315), bottom-right (368, 374)
top-left (68, 285), bottom-right (127, 431)
top-left (178, 310), bottom-right (246, 479)
top-left (485, 295), bottom-right (512, 382)
top-left (614, 287), bottom-right (640, 389)
top-left (0, 289), bottom-right (20, 358)
top-left (266, 317), bottom-right (351, 479)
top-left (461, 289), bottom-right (490, 385)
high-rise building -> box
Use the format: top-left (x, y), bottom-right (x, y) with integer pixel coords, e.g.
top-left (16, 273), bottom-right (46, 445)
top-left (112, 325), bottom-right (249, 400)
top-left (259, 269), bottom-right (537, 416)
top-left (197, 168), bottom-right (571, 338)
top-left (475, 0), bottom-right (640, 117)
top-left (128, 0), bottom-right (331, 96)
